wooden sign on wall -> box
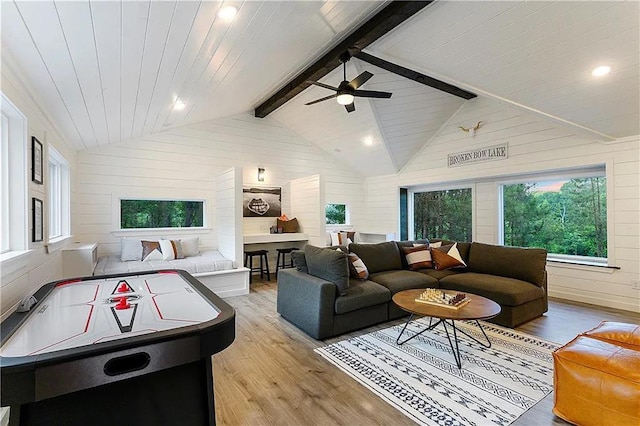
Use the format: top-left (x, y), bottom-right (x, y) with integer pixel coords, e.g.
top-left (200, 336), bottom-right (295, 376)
top-left (448, 143), bottom-right (508, 167)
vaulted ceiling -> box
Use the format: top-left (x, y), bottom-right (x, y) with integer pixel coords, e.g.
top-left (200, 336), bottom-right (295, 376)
top-left (2, 1), bottom-right (638, 177)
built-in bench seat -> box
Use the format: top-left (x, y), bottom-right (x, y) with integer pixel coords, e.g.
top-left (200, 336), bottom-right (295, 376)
top-left (95, 250), bottom-right (249, 298)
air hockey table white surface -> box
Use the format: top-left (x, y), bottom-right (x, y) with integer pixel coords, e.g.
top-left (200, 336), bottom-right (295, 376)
top-left (1, 271), bottom-right (220, 357)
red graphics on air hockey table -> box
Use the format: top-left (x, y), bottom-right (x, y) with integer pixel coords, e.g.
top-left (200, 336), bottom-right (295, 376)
top-left (0, 270), bottom-right (235, 426)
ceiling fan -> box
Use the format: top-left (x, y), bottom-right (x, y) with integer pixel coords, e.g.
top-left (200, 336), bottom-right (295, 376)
top-left (305, 52), bottom-right (392, 113)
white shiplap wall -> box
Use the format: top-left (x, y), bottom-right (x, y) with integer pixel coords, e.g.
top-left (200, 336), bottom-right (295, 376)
top-left (215, 167), bottom-right (242, 263)
top-left (290, 174), bottom-right (324, 247)
top-left (1, 54), bottom-right (78, 318)
top-left (74, 113), bottom-right (365, 258)
top-left (363, 97), bottom-right (640, 313)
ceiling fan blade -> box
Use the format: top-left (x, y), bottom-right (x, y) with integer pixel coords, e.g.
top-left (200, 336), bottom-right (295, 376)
top-left (305, 94), bottom-right (337, 106)
top-left (353, 90), bottom-right (393, 99)
top-left (345, 102), bottom-right (355, 113)
top-left (348, 71), bottom-right (373, 90)
top-left (306, 80), bottom-right (339, 92)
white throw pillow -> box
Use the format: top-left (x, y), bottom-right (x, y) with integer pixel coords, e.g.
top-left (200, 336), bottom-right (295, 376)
top-left (121, 238), bottom-right (142, 262)
top-left (159, 239), bottom-right (183, 261)
top-left (180, 237), bottom-right (199, 257)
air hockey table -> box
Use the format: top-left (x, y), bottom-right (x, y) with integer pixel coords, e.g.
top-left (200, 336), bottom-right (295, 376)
top-left (0, 269), bottom-right (235, 426)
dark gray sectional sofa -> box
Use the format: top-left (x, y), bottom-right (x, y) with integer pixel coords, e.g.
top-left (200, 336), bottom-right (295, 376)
top-left (276, 240), bottom-right (548, 339)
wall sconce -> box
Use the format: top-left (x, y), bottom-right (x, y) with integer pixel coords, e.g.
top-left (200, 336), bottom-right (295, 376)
top-left (257, 167), bottom-right (265, 182)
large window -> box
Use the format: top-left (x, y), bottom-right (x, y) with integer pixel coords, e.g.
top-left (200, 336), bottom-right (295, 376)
top-left (325, 203), bottom-right (348, 225)
top-left (48, 146), bottom-right (70, 240)
top-left (412, 188), bottom-right (472, 241)
top-left (120, 199), bottom-right (204, 229)
top-left (501, 171), bottom-right (607, 259)
top-left (0, 93), bottom-right (27, 255)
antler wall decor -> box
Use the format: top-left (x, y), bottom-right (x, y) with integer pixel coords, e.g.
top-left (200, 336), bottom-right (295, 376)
top-left (459, 121), bottom-right (483, 137)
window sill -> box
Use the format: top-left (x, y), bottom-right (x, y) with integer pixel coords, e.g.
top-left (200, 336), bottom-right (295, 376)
top-left (47, 235), bottom-right (73, 253)
top-left (111, 228), bottom-right (211, 238)
top-left (547, 259), bottom-right (619, 274)
top-left (0, 249), bottom-right (31, 264)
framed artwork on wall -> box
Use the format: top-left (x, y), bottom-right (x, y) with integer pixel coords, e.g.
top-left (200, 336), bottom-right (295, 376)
top-left (242, 186), bottom-right (282, 217)
top-left (32, 136), bottom-right (43, 184)
top-left (32, 197), bottom-right (43, 242)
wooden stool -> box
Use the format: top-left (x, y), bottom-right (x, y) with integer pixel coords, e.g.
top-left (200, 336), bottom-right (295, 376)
top-left (275, 248), bottom-right (297, 275)
top-left (244, 250), bottom-right (270, 284)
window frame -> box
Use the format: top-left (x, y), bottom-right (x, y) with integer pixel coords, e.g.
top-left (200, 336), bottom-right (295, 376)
top-left (408, 183), bottom-right (475, 241)
top-left (497, 165), bottom-right (610, 266)
top-left (0, 93), bottom-right (28, 259)
top-left (47, 145), bottom-right (70, 241)
top-left (119, 198), bottom-right (207, 231)
top-left (325, 203), bottom-right (350, 226)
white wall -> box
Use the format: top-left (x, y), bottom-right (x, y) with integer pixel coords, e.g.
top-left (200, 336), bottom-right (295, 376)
top-left (290, 174), bottom-right (324, 246)
top-left (363, 97), bottom-right (640, 313)
top-left (1, 55), bottom-right (78, 318)
top-left (215, 167), bottom-right (243, 263)
top-left (74, 113), bottom-right (366, 257)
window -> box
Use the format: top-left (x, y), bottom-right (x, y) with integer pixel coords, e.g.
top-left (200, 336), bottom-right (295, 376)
top-left (1, 93), bottom-right (27, 256)
top-left (412, 188), bottom-right (472, 241)
top-left (120, 199), bottom-right (204, 229)
top-left (48, 146), bottom-right (70, 240)
top-left (1, 113), bottom-right (9, 253)
top-left (325, 203), bottom-right (347, 225)
top-left (500, 169), bottom-right (607, 260)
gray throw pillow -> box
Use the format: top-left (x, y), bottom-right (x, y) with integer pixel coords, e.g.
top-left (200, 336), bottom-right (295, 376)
top-left (120, 239), bottom-right (142, 262)
top-left (304, 244), bottom-right (349, 296)
top-left (291, 250), bottom-right (308, 274)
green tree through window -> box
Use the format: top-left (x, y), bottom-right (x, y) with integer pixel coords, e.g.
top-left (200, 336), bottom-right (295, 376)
top-left (413, 189), bottom-right (472, 241)
top-left (502, 177), bottom-right (606, 257)
top-left (120, 200), bottom-right (204, 229)
top-left (325, 204), bottom-right (346, 224)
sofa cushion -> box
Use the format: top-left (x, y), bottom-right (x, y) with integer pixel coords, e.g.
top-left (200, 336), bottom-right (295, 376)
top-left (466, 242), bottom-right (547, 287)
top-left (304, 244), bottom-right (349, 296)
top-left (368, 270), bottom-right (438, 294)
top-left (396, 240), bottom-right (429, 269)
top-left (349, 242), bottom-right (402, 274)
top-left (334, 279), bottom-right (391, 315)
top-left (347, 253), bottom-right (369, 280)
top-left (432, 243), bottom-right (467, 270)
top-left (402, 245), bottom-right (433, 270)
top-left (291, 250), bottom-right (308, 274)
top-left (431, 240), bottom-right (470, 263)
top-left (440, 273), bottom-right (545, 306)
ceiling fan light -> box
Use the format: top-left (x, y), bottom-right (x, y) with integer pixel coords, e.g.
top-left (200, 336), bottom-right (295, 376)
top-left (336, 93), bottom-right (354, 105)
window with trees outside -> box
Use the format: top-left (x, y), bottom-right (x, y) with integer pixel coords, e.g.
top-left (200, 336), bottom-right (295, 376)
top-left (120, 200), bottom-right (204, 229)
top-left (48, 146), bottom-right (70, 240)
top-left (326, 204), bottom-right (347, 225)
top-left (501, 172), bottom-right (607, 260)
top-left (413, 188), bottom-right (472, 242)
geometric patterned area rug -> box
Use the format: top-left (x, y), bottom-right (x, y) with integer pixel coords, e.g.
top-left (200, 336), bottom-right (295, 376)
top-left (315, 319), bottom-right (559, 426)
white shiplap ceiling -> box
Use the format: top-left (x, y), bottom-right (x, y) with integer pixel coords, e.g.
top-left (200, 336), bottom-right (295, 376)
top-left (2, 1), bottom-right (638, 176)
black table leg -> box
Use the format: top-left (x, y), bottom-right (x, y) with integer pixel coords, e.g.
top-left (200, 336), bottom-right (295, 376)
top-left (396, 318), bottom-right (492, 369)
top-left (396, 314), bottom-right (442, 345)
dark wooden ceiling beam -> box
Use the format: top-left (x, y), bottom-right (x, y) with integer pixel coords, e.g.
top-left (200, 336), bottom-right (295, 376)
top-left (354, 51), bottom-right (476, 100)
top-left (254, 1), bottom-right (433, 118)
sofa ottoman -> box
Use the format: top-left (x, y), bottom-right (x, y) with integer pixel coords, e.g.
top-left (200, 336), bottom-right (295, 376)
top-left (553, 321), bottom-right (640, 425)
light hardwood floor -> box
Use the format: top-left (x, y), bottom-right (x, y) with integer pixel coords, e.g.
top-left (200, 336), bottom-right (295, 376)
top-left (213, 278), bottom-right (640, 426)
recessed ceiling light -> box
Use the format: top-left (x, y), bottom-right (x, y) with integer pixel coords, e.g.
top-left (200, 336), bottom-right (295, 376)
top-left (363, 136), bottom-right (374, 146)
top-left (173, 100), bottom-right (186, 111)
top-left (217, 5), bottom-right (237, 21)
top-left (591, 65), bottom-right (611, 77)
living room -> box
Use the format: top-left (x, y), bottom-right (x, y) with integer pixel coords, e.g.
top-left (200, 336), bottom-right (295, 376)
top-left (1, 1), bottom-right (638, 425)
